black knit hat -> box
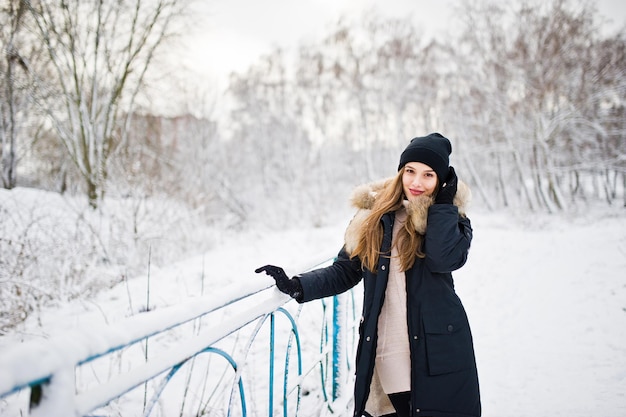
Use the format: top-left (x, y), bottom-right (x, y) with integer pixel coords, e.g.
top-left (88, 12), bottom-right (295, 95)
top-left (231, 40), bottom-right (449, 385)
top-left (398, 132), bottom-right (452, 180)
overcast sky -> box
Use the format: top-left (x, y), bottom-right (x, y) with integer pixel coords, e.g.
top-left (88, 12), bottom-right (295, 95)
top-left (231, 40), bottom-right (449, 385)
top-left (179, 0), bottom-right (626, 89)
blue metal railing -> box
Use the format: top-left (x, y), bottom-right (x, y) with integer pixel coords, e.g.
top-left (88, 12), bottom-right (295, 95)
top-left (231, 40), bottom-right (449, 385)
top-left (0, 257), bottom-right (360, 417)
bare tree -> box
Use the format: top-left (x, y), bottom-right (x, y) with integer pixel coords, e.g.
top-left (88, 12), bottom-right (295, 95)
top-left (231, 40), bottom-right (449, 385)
top-left (445, 0), bottom-right (625, 211)
top-left (227, 49), bottom-right (319, 225)
top-left (292, 11), bottom-right (448, 182)
top-left (27, 0), bottom-right (188, 208)
top-left (0, 0), bottom-right (31, 189)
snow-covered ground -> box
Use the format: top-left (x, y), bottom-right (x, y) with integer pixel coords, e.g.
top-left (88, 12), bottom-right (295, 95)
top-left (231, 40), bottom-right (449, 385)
top-left (455, 209), bottom-right (626, 416)
top-left (1, 204), bottom-right (625, 416)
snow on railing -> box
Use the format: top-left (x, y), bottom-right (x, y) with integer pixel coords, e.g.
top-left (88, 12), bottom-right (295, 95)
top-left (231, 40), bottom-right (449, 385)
top-left (0, 257), bottom-right (360, 417)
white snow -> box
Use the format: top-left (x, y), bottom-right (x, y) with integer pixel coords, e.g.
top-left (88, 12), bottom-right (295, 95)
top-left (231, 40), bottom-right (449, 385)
top-left (455, 210), bottom-right (626, 416)
top-left (1, 204), bottom-right (625, 416)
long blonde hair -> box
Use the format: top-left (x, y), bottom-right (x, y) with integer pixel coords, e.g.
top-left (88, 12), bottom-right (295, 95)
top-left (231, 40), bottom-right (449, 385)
top-left (350, 168), bottom-right (430, 273)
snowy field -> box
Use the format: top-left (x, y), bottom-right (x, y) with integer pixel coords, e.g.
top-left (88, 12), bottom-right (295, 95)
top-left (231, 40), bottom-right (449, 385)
top-left (455, 209), bottom-right (626, 416)
top-left (1, 204), bottom-right (625, 416)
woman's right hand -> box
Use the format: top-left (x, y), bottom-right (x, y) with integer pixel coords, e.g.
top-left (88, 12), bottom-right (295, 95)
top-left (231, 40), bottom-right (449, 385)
top-left (255, 265), bottom-right (303, 299)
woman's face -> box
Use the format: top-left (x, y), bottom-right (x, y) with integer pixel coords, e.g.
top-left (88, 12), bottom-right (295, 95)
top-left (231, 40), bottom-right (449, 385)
top-left (402, 162), bottom-right (438, 200)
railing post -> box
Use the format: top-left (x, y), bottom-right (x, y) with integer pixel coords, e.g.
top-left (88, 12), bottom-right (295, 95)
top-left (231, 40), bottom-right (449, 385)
top-left (269, 312), bottom-right (276, 416)
top-left (29, 384), bottom-right (43, 410)
top-left (332, 293), bottom-right (347, 401)
top-left (29, 366), bottom-right (75, 417)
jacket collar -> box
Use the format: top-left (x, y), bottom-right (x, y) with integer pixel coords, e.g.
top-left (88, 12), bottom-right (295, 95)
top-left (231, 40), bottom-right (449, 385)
top-left (343, 177), bottom-right (471, 254)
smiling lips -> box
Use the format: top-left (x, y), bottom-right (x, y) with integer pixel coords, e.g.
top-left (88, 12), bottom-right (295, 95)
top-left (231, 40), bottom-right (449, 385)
top-left (409, 188), bottom-right (424, 196)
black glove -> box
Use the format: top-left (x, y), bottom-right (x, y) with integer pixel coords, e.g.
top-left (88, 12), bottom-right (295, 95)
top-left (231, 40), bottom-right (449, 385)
top-left (255, 265), bottom-right (303, 300)
top-left (435, 166), bottom-right (458, 205)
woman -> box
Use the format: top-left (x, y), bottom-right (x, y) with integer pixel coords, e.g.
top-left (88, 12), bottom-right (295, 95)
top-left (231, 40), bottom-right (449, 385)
top-left (256, 133), bottom-right (481, 417)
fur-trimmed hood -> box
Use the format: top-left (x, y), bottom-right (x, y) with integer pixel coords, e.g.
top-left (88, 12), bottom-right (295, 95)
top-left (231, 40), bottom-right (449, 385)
top-left (342, 177), bottom-right (473, 415)
top-left (344, 177), bottom-right (471, 255)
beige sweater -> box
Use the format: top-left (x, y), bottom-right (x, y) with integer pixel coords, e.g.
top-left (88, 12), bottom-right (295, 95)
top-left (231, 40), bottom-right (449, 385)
top-left (375, 208), bottom-right (411, 394)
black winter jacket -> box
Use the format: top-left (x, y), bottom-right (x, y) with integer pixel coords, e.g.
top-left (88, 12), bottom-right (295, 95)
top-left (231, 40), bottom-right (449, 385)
top-left (297, 179), bottom-right (481, 417)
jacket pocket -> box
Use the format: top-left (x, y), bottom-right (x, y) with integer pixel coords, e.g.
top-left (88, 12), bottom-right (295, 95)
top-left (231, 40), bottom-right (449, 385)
top-left (422, 307), bottom-right (473, 376)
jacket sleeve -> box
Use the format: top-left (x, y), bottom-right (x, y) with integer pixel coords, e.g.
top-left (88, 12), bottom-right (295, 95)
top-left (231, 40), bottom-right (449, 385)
top-left (423, 204), bottom-right (473, 273)
top-left (295, 246), bottom-right (363, 303)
